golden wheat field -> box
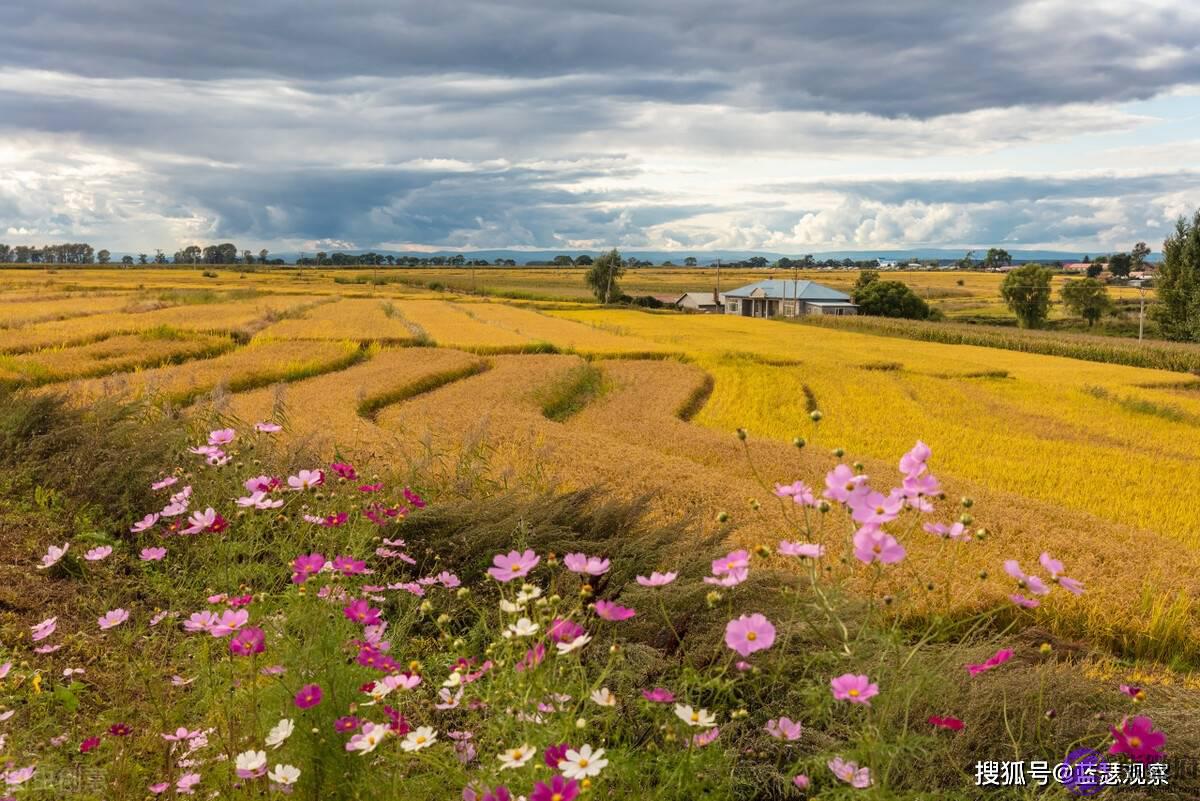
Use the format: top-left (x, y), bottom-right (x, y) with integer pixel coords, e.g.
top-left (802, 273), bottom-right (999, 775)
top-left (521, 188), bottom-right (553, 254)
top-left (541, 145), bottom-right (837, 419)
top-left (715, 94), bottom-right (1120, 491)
top-left (6, 267), bottom-right (1200, 660)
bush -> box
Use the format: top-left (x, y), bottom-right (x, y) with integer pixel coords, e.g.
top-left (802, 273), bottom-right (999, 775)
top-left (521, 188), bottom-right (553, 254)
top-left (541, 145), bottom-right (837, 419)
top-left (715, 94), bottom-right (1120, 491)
top-left (852, 279), bottom-right (930, 319)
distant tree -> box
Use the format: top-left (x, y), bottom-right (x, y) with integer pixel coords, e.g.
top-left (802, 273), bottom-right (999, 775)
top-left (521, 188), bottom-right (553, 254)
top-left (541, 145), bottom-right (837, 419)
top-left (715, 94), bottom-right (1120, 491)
top-left (661, 260), bottom-right (674, 266)
top-left (97, 249), bottom-right (111, 264)
top-left (982, 248), bottom-right (1012, 269)
top-left (777, 257), bottom-right (793, 268)
top-left (747, 256), bottom-right (769, 268)
top-left (553, 255), bottom-right (574, 267)
top-left (450, 254), bottom-right (466, 266)
top-left (1060, 277), bottom-right (1112, 326)
top-left (1131, 241), bottom-right (1151, 270)
top-left (958, 250), bottom-right (976, 269)
top-left (585, 249), bottom-right (626, 303)
top-left (1000, 263), bottom-right (1053, 328)
top-left (259, 249), bottom-right (269, 264)
top-left (121, 255), bottom-right (134, 265)
top-left (243, 250), bottom-right (254, 264)
top-left (684, 256), bottom-right (697, 267)
top-left (0, 244), bottom-right (9, 263)
top-left (1107, 252), bottom-right (1133, 278)
top-left (1082, 255), bottom-right (1090, 263)
top-left (1153, 209), bottom-right (1200, 341)
top-left (315, 251), bottom-right (327, 266)
top-left (854, 270), bottom-right (880, 293)
top-left (853, 280), bottom-right (930, 319)
top-left (575, 255), bottom-right (593, 266)
top-left (1086, 263), bottom-right (1103, 278)
top-left (138, 253), bottom-right (148, 264)
top-left (154, 249), bottom-right (167, 264)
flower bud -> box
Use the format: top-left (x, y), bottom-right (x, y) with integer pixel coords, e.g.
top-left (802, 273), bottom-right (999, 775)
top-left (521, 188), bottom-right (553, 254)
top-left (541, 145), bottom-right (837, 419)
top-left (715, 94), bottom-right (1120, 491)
top-left (959, 513), bottom-right (973, 525)
top-left (852, 462), bottom-right (864, 472)
top-left (705, 591), bottom-right (722, 607)
top-left (809, 410), bottom-right (823, 422)
top-left (736, 428), bottom-right (747, 441)
top-left (753, 544), bottom-right (771, 558)
top-left (716, 511), bottom-right (730, 524)
top-left (1039, 642), bottom-right (1052, 655)
top-left (961, 497), bottom-right (974, 508)
top-left (576, 718), bottom-right (587, 729)
top-left (818, 500), bottom-right (831, 513)
top-left (436, 614), bottom-right (451, 625)
top-left (456, 587), bottom-right (470, 598)
top-left (832, 448), bottom-right (844, 458)
top-left (792, 437), bottom-right (806, 449)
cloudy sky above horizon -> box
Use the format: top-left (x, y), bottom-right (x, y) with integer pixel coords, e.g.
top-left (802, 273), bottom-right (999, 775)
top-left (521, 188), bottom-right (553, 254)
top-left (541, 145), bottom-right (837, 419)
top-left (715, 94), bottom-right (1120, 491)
top-left (1, 0), bottom-right (1199, 254)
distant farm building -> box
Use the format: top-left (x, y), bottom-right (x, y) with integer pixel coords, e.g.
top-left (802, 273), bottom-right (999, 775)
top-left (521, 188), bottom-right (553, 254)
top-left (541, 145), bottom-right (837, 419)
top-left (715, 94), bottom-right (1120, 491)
top-left (722, 280), bottom-right (857, 318)
top-left (1062, 262), bottom-right (1092, 273)
top-left (674, 291), bottom-right (723, 313)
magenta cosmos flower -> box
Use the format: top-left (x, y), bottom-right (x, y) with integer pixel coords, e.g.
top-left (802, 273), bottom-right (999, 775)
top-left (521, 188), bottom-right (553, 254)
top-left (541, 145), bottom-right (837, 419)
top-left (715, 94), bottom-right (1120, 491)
top-left (774, 480), bottom-right (817, 506)
top-left (852, 528), bottom-right (906, 565)
top-left (1110, 716), bottom-right (1165, 763)
top-left (563, 553), bottom-right (611, 576)
top-left (724, 613), bottom-right (776, 657)
top-left (344, 600), bottom-right (383, 626)
top-left (636, 571), bottom-right (677, 586)
top-left (294, 684), bottom-right (323, 709)
top-left (530, 776), bottom-right (579, 801)
top-left (830, 673), bottom-right (879, 705)
top-left (966, 648), bottom-right (1013, 677)
top-left (291, 552), bottom-right (326, 584)
top-left (642, 687), bottom-right (674, 703)
top-left (487, 549), bottom-right (539, 582)
top-left (229, 627), bottom-right (266, 656)
top-left (594, 600), bottom-right (636, 621)
top-left (330, 461), bottom-right (357, 480)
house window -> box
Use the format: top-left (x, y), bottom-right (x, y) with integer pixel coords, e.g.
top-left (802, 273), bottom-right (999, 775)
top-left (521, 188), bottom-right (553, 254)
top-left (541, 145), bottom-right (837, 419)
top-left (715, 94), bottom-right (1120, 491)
top-left (728, 299), bottom-right (739, 312)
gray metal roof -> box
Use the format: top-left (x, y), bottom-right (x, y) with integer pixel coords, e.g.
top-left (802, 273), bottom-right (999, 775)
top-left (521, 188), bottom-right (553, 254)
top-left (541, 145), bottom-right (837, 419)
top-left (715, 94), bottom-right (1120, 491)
top-left (722, 279), bottom-right (851, 301)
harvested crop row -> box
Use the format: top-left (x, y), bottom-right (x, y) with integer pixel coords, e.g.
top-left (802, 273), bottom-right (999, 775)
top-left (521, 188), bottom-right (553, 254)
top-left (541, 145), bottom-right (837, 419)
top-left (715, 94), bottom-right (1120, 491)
top-left (50, 339), bottom-right (363, 406)
top-left (253, 298), bottom-right (423, 342)
top-left (393, 300), bottom-right (534, 350)
top-left (0, 294), bottom-right (126, 327)
top-left (462, 301), bottom-right (670, 354)
top-left (0, 330), bottom-right (231, 385)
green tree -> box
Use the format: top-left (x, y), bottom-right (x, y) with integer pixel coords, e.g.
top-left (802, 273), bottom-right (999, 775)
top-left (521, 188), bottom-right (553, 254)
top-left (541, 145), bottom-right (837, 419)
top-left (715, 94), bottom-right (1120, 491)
top-left (585, 249), bottom-right (626, 303)
top-left (1085, 263), bottom-right (1103, 278)
top-left (983, 248), bottom-right (1012, 269)
top-left (1000, 263), bottom-right (1053, 328)
top-left (97, 249), bottom-right (111, 264)
top-left (575, 254), bottom-right (593, 266)
top-left (553, 255), bottom-right (574, 267)
top-left (957, 250), bottom-right (976, 269)
top-left (138, 253), bottom-right (148, 264)
top-left (1107, 252), bottom-right (1133, 278)
top-left (684, 256), bottom-right (697, 266)
top-left (854, 269), bottom-right (879, 293)
top-left (853, 280), bottom-right (930, 319)
top-left (1153, 209), bottom-right (1200, 341)
top-left (1131, 241), bottom-right (1151, 270)
top-left (1060, 277), bottom-right (1112, 327)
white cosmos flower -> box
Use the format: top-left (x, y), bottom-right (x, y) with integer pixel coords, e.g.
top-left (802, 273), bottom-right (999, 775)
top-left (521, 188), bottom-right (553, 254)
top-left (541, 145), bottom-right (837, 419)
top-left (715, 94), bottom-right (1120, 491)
top-left (674, 704), bottom-right (717, 728)
top-left (515, 585), bottom-right (542, 604)
top-left (265, 718), bottom-right (294, 749)
top-left (558, 744), bottom-right (608, 779)
top-left (401, 726), bottom-right (437, 752)
top-left (234, 750), bottom-right (267, 777)
top-left (497, 744), bottom-right (536, 769)
top-left (590, 687), bottom-right (617, 707)
top-left (346, 722), bottom-right (389, 755)
top-left (556, 634), bottom-right (591, 655)
top-left (499, 599), bottom-right (523, 613)
top-left (504, 618), bottom-right (539, 638)
top-left (267, 764), bottom-right (300, 786)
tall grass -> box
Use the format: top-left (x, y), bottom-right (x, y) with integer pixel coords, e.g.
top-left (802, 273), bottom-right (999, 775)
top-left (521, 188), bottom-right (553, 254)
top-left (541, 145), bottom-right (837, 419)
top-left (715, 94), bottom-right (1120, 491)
top-left (536, 363), bottom-right (608, 421)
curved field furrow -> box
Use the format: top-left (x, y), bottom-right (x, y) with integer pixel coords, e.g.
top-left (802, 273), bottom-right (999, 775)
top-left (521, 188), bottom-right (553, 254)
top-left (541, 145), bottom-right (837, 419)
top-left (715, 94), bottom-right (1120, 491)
top-left (252, 298), bottom-right (423, 343)
top-left (212, 347), bottom-right (486, 460)
top-left (0, 331), bottom-right (232, 385)
top-left (393, 300), bottom-right (535, 350)
top-left (48, 339), bottom-right (364, 406)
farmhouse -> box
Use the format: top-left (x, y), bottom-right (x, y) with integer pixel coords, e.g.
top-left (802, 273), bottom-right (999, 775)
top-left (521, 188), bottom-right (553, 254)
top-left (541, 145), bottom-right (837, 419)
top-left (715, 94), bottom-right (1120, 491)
top-left (673, 291), bottom-right (723, 313)
top-left (721, 279), bottom-right (857, 318)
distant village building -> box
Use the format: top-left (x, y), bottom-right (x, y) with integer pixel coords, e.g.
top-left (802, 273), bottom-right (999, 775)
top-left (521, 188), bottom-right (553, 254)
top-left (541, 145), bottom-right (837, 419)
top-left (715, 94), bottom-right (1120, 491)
top-left (721, 280), bottom-right (857, 318)
top-left (673, 291), bottom-right (723, 313)
top-left (876, 259), bottom-right (898, 268)
top-left (1062, 262), bottom-right (1092, 274)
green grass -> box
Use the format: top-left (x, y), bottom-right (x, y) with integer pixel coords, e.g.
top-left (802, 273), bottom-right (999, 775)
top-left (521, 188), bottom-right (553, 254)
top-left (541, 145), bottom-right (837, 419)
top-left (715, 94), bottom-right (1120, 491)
top-left (356, 360), bottom-right (491, 420)
top-left (535, 362), bottom-right (608, 421)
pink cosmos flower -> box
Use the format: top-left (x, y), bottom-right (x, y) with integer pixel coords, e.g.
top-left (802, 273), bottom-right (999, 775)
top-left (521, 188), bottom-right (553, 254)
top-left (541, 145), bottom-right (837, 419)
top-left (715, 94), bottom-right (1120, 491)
top-left (237, 491), bottom-right (283, 510)
top-left (140, 547), bottom-right (167, 562)
top-left (208, 428), bottom-right (235, 446)
top-left (332, 555), bottom-right (367, 575)
top-left (344, 600), bottom-right (383, 626)
top-left (243, 475), bottom-right (280, 493)
top-left (108, 723), bottom-right (132, 737)
top-left (31, 616), bottom-right (57, 641)
top-left (359, 482), bottom-right (384, 492)
top-left (849, 490), bottom-right (904, 526)
top-left (712, 549), bottom-right (750, 576)
top-left (0, 662), bottom-right (10, 680)
top-left (515, 643), bottom-right (546, 673)
top-left (151, 476), bottom-right (179, 490)
top-left (35, 643), bottom-right (62, 654)
top-left (923, 521), bottom-right (969, 541)
top-left (291, 553), bottom-right (326, 583)
top-left (725, 613), bottom-right (776, 657)
top-left (335, 716), bottom-right (361, 733)
top-left (331, 462), bottom-right (358, 480)
top-left (530, 776), bottom-right (579, 801)
top-left (36, 543), bottom-right (69, 569)
top-left (793, 775), bottom-right (810, 790)
top-left (1110, 715), bottom-right (1165, 763)
top-left (641, 688), bottom-right (675, 703)
top-left (1010, 594), bottom-right (1041, 609)
top-left (98, 609), bottom-right (129, 630)
top-left (183, 610), bottom-right (218, 633)
top-left (403, 488), bottom-right (426, 508)
top-left (774, 480), bottom-right (817, 506)
top-left (594, 600), bottom-right (636, 621)
top-left (80, 736), bottom-right (101, 754)
top-left (254, 422), bottom-right (281, 433)
top-left (180, 508), bottom-right (222, 535)
top-left (162, 727), bottom-right (202, 742)
top-left (704, 568), bottom-right (748, 587)
top-left (287, 469), bottom-right (324, 490)
top-left (928, 715), bottom-right (964, 731)
top-left (830, 673), bottom-right (879, 705)
top-left (131, 513), bottom-right (160, 533)
top-left (4, 766), bottom-right (35, 786)
top-left (966, 648), bottom-right (1013, 676)
top-left (636, 571), bottom-right (677, 586)
top-left (548, 618), bottom-right (586, 644)
top-left (229, 627), bottom-right (266, 656)
top-left (823, 464), bottom-right (869, 503)
top-left (149, 782), bottom-right (170, 795)
top-left (778, 541), bottom-right (824, 558)
top-left (1003, 560), bottom-right (1050, 595)
top-left (829, 756), bottom-right (872, 788)
top-left (1039, 552), bottom-right (1084, 595)
top-left (84, 545), bottom-right (113, 562)
top-left (899, 440), bottom-right (931, 477)
top-left (487, 549), bottom-right (540, 582)
top-left (563, 553), bottom-right (611, 576)
top-left (765, 717), bottom-right (803, 741)
top-left (176, 773), bottom-right (201, 794)
top-left (693, 727), bottom-right (720, 747)
top-left (209, 608), bottom-right (249, 637)
top-left (294, 684), bottom-right (323, 709)
top-left (852, 528), bottom-right (906, 565)
top-left (1120, 684), bottom-right (1145, 701)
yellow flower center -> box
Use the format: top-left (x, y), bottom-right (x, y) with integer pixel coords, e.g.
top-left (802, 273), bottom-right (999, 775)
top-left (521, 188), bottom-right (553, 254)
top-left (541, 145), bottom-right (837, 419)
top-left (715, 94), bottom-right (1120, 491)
top-left (511, 563), bottom-right (521, 572)
top-left (691, 712), bottom-right (700, 722)
top-left (1128, 736), bottom-right (1141, 748)
top-left (579, 758), bottom-right (589, 767)
top-left (872, 545), bottom-right (882, 554)
top-left (726, 561), bottom-right (735, 569)
top-left (844, 482), bottom-right (855, 491)
top-left (875, 506), bottom-right (885, 514)
top-left (747, 631), bottom-right (757, 641)
top-left (415, 736), bottom-right (426, 744)
top-left (552, 795), bottom-right (563, 801)
top-left (849, 689), bottom-right (860, 697)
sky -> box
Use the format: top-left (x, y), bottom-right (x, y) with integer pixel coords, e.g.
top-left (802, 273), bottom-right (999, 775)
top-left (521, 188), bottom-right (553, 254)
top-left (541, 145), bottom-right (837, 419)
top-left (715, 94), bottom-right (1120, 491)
top-left (1, 0), bottom-right (1199, 255)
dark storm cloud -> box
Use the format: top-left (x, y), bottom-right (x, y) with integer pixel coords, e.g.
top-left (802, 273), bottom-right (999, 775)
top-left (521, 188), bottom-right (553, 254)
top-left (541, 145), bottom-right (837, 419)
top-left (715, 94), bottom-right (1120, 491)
top-left (2, 1), bottom-right (1198, 117)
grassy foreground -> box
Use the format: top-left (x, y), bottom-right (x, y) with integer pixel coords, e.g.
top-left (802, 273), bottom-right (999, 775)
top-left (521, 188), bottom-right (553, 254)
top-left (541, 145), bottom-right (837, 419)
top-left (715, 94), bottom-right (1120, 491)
top-left (0, 392), bottom-right (1195, 800)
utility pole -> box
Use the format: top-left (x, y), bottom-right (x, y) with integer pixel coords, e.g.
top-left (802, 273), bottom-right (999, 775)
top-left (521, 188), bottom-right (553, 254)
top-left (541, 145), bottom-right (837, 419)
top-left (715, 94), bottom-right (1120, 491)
top-left (1137, 280), bottom-right (1146, 342)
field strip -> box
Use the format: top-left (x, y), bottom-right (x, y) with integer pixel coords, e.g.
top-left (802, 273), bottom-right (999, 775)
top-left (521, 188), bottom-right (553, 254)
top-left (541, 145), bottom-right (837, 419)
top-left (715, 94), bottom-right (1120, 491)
top-left (45, 339), bottom-right (365, 406)
top-left (252, 297), bottom-right (425, 343)
top-left (0, 330), bottom-right (233, 386)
